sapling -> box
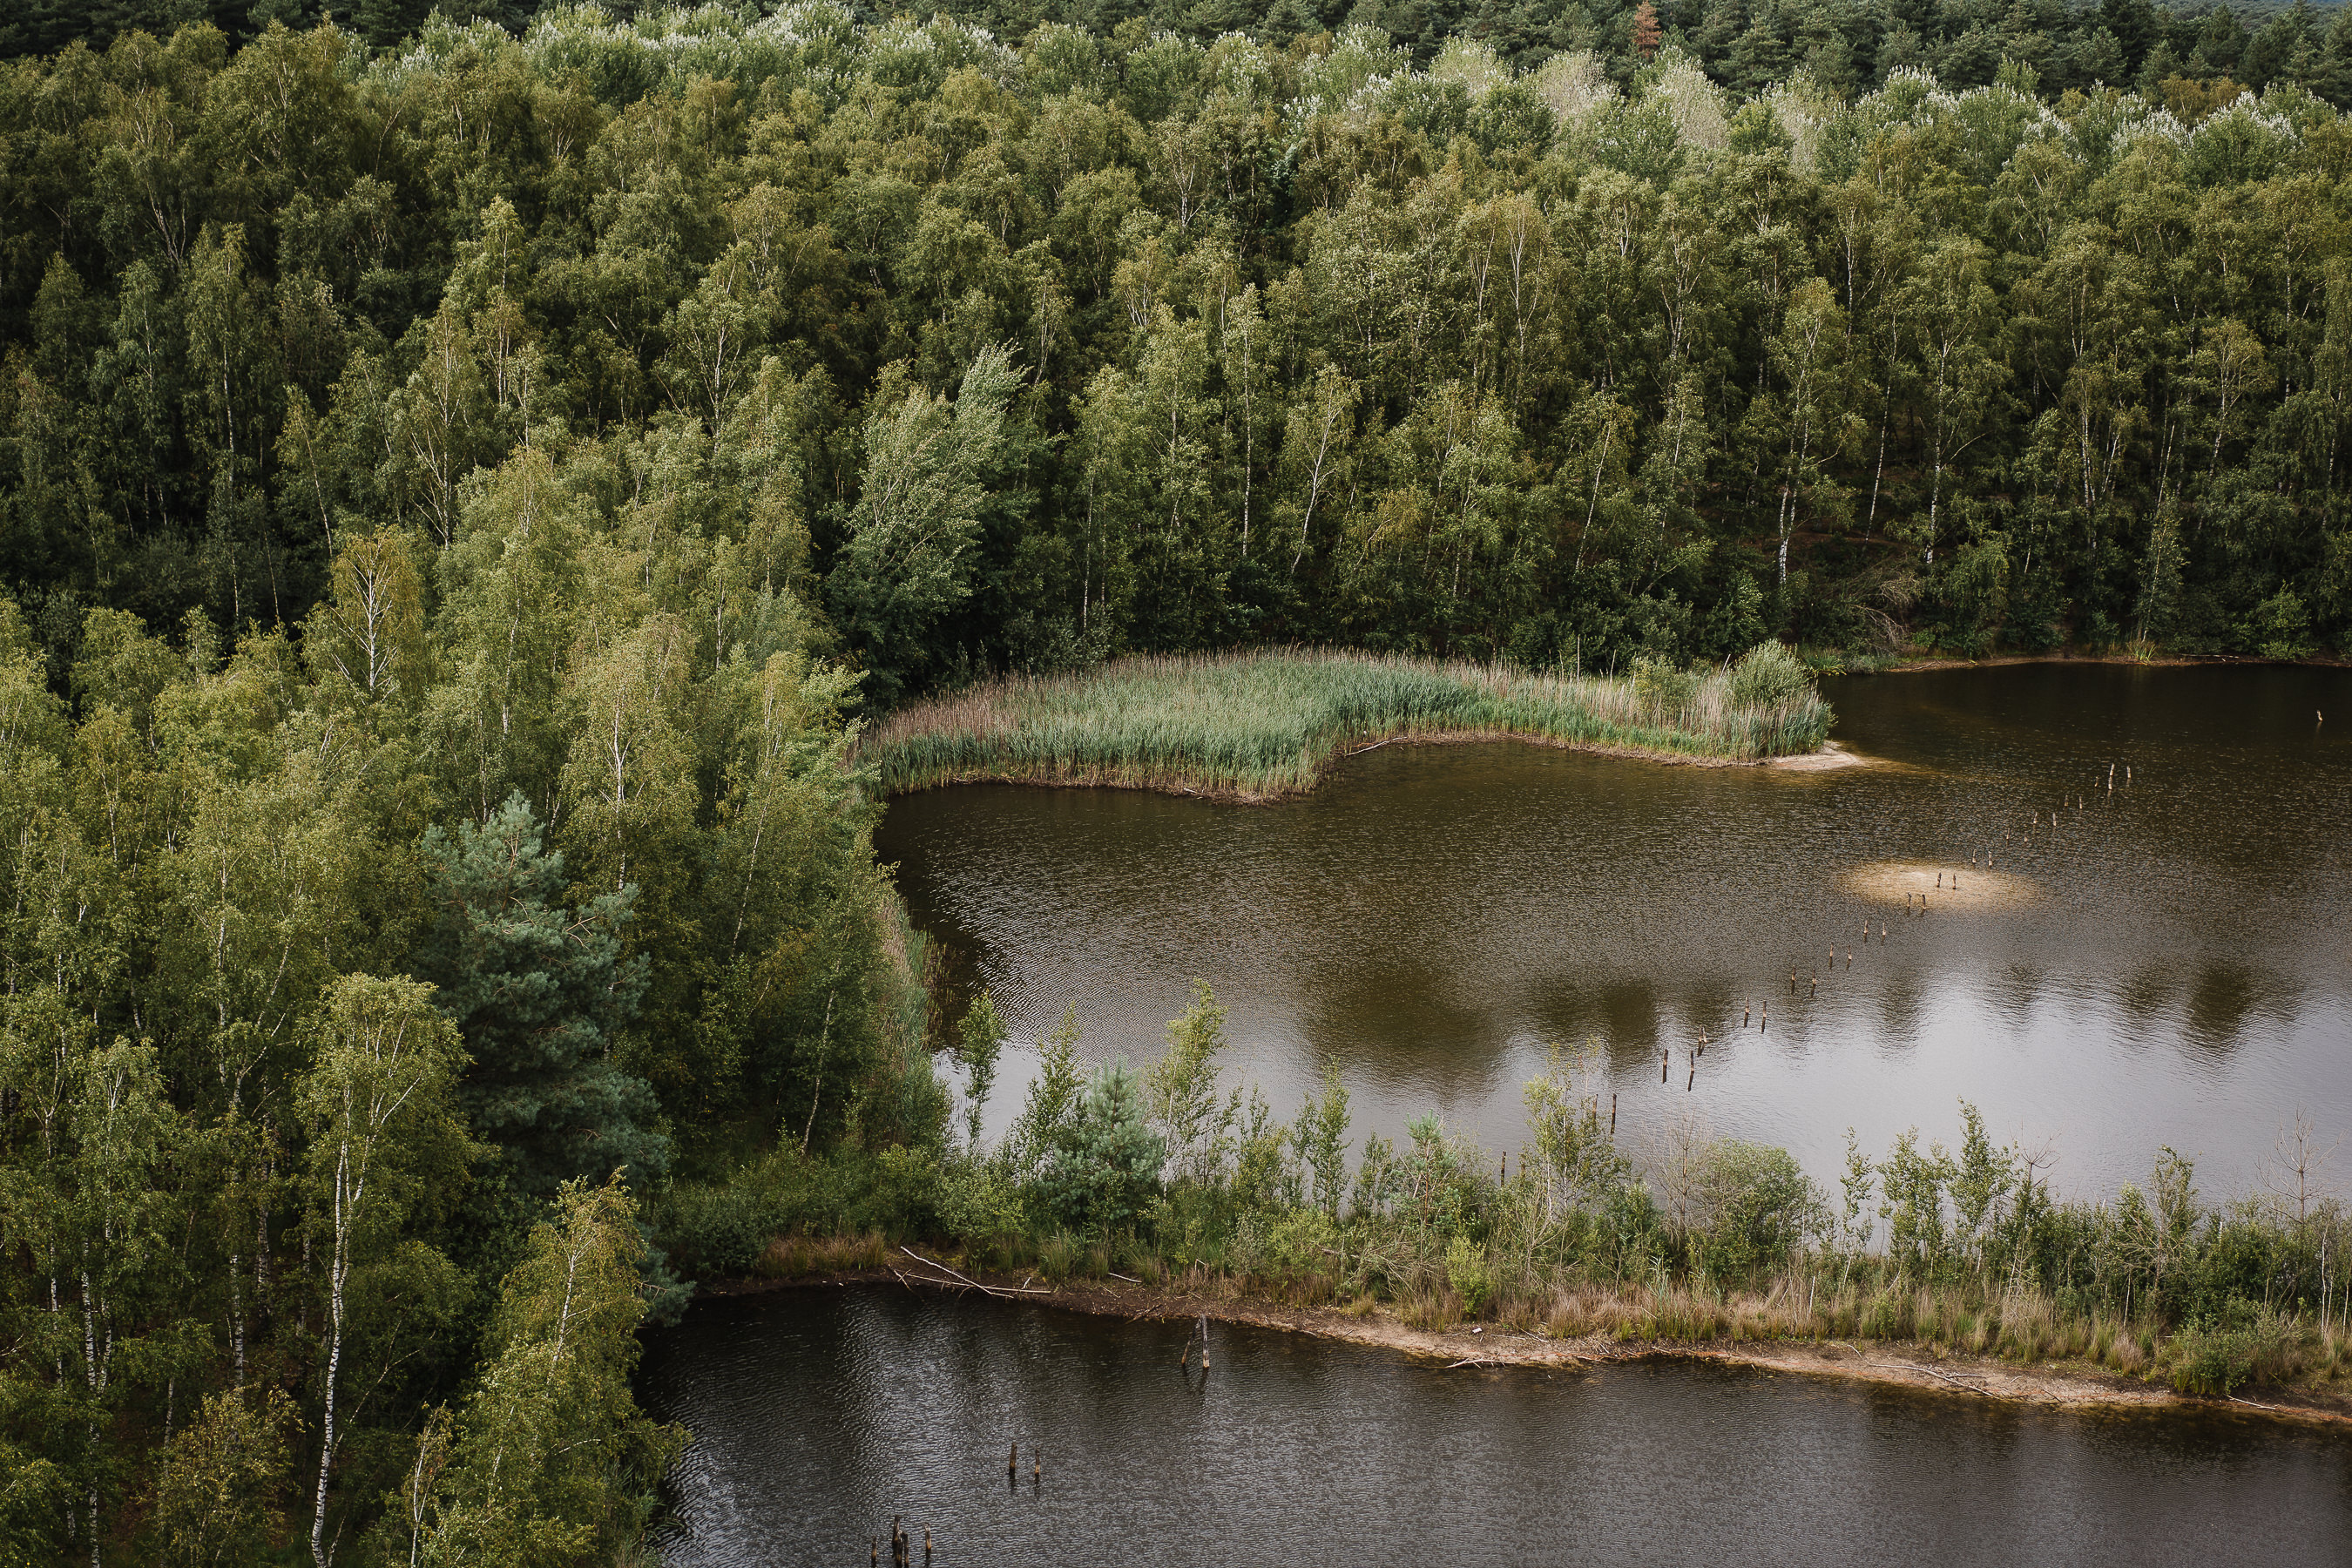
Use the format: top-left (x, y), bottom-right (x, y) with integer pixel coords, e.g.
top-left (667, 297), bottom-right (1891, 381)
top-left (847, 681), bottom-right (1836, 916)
top-left (958, 989), bottom-right (1008, 1150)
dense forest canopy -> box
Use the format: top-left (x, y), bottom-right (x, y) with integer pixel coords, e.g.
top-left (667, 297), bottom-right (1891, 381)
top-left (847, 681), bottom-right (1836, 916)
top-left (1, 3), bottom-right (2349, 1562)
top-left (1, 0), bottom-right (2349, 692)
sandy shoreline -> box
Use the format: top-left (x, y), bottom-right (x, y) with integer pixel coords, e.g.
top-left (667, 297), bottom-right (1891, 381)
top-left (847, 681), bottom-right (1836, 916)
top-left (884, 728), bottom-right (1869, 804)
top-left (698, 1269), bottom-right (2352, 1431)
top-left (1877, 650), bottom-right (2348, 674)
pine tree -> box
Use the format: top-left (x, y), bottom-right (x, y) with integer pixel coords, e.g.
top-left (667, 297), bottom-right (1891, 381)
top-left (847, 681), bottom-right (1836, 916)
top-left (414, 794), bottom-right (666, 1213)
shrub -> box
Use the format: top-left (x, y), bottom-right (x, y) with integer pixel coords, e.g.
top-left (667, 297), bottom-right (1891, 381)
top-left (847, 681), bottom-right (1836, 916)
top-left (1694, 1141), bottom-right (1828, 1281)
top-left (1037, 1060), bottom-right (1166, 1235)
top-left (937, 1157), bottom-right (1024, 1252)
top-left (1445, 1234), bottom-right (1495, 1318)
top-left (1727, 639), bottom-right (1815, 710)
top-left (2170, 1307), bottom-right (2300, 1396)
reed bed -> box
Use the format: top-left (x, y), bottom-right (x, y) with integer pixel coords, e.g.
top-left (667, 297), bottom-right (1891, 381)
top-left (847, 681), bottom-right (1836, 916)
top-left (862, 648), bottom-right (1834, 798)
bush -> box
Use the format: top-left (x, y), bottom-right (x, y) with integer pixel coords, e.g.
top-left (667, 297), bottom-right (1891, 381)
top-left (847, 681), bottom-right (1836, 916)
top-left (1631, 655), bottom-right (1701, 717)
top-left (1727, 639), bottom-right (1815, 710)
top-left (1694, 1141), bottom-right (1827, 1281)
top-left (937, 1157), bottom-right (1024, 1252)
top-left (857, 1144), bottom-right (943, 1237)
top-left (1037, 1060), bottom-right (1166, 1235)
top-left (2169, 1306), bottom-right (2301, 1396)
top-left (1445, 1234), bottom-right (1495, 1318)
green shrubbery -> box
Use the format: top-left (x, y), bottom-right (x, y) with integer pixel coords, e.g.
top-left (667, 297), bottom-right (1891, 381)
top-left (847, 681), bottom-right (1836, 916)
top-left (686, 983), bottom-right (2351, 1402)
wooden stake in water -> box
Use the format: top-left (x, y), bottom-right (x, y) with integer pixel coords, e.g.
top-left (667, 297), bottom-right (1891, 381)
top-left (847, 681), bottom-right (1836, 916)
top-left (1610, 1093), bottom-right (1618, 1138)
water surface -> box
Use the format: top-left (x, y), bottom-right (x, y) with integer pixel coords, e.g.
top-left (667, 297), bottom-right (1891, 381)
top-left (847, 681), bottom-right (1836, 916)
top-left (644, 1287), bottom-right (2352, 1566)
top-left (877, 664), bottom-right (2352, 1195)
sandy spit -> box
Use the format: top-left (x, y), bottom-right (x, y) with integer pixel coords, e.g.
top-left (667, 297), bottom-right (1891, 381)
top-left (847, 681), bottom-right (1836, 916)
top-left (700, 1270), bottom-right (2351, 1431)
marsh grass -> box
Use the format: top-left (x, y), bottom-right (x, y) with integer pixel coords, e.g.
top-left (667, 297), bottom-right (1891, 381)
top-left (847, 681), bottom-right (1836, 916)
top-left (862, 648), bottom-right (1834, 798)
top-left (755, 1231), bottom-right (889, 1278)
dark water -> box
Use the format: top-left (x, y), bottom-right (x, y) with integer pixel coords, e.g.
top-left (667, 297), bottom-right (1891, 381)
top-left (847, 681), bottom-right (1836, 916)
top-left (877, 664), bottom-right (2352, 1197)
top-left (642, 1287), bottom-right (2352, 1567)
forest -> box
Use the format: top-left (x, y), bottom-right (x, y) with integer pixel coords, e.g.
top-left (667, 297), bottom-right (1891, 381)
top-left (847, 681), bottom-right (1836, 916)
top-left (0, 3), bottom-right (2349, 1563)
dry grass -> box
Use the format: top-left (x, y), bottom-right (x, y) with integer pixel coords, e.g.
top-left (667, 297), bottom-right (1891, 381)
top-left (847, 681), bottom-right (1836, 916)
top-left (755, 1231), bottom-right (889, 1278)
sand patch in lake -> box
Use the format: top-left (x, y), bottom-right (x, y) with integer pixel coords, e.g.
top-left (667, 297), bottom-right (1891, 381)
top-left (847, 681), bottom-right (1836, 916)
top-left (1840, 859), bottom-right (2041, 912)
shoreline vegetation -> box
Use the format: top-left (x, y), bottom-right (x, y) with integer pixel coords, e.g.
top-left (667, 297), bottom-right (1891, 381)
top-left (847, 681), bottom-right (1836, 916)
top-left (860, 645), bottom-right (1836, 801)
top-left (658, 986), bottom-right (2352, 1428)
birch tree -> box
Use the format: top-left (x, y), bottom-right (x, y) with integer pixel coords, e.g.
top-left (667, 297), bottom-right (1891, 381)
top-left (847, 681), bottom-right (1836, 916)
top-left (294, 976), bottom-right (472, 1568)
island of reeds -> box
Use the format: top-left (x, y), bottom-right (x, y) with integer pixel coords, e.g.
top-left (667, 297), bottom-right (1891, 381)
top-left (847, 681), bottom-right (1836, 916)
top-left (862, 645), bottom-right (1835, 799)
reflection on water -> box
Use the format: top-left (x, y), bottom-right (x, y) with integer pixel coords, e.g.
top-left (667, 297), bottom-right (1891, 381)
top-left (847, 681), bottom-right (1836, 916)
top-left (642, 1288), bottom-right (2352, 1568)
top-left (876, 665), bottom-right (2352, 1195)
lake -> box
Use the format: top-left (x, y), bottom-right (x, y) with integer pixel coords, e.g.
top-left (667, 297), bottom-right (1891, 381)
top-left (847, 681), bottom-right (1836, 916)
top-left (876, 663), bottom-right (2352, 1197)
top-left (642, 1286), bottom-right (2352, 1566)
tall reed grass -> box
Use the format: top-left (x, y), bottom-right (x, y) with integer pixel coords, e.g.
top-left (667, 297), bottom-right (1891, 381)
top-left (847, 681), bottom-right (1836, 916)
top-left (862, 648), bottom-right (1834, 798)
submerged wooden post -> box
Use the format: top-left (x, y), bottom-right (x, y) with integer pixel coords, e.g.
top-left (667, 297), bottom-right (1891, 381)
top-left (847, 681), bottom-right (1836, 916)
top-left (1609, 1093), bottom-right (1618, 1138)
top-left (1008, 1441), bottom-right (1017, 1476)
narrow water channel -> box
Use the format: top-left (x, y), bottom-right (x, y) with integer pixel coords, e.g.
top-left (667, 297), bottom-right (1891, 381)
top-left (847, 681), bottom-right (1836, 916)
top-left (876, 664), bottom-right (2352, 1195)
top-left (642, 1287), bottom-right (2352, 1566)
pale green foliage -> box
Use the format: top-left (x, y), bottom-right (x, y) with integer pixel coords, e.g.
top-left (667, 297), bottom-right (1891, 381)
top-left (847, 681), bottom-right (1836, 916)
top-left (827, 343), bottom-right (1024, 705)
top-left (1038, 1061), bottom-right (1166, 1236)
top-left (1691, 1141), bottom-right (1828, 1279)
top-left (1839, 1126), bottom-right (1876, 1255)
top-left (1523, 1038), bottom-right (1627, 1224)
top-left (1878, 1127), bottom-right (1954, 1276)
top-left (1444, 1233), bottom-right (1495, 1315)
top-left (1147, 978), bottom-right (1235, 1187)
top-left (1950, 1099), bottom-right (2016, 1266)
top-left (1004, 1007), bottom-right (1085, 1185)
top-left (416, 1179), bottom-right (684, 1566)
top-left (1726, 639), bottom-right (1815, 711)
top-left (957, 989), bottom-right (1007, 1148)
top-left (1292, 1059), bottom-right (1352, 1219)
top-left (154, 1387), bottom-right (296, 1568)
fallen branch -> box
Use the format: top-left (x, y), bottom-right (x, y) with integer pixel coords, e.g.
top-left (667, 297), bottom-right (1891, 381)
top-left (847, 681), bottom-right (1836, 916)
top-left (1884, 1361), bottom-right (1990, 1396)
top-left (1444, 1356), bottom-right (1499, 1369)
top-left (2231, 1394), bottom-right (2293, 1413)
top-left (1108, 1271), bottom-right (1140, 1284)
top-left (898, 1246), bottom-right (1051, 1298)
